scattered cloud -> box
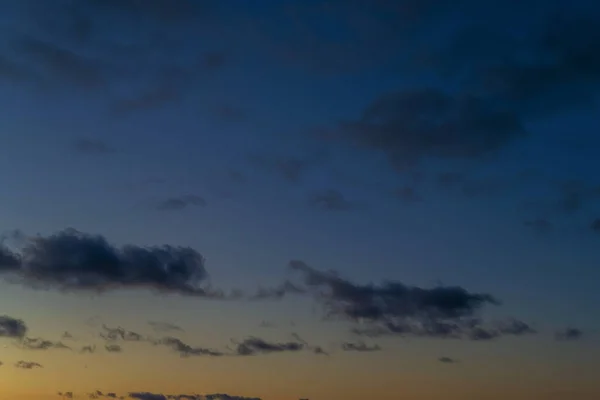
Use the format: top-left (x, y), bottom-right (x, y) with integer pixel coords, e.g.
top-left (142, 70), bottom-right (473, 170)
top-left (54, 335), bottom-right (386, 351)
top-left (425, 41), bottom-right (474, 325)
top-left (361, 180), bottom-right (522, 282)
top-left (523, 219), bottom-right (554, 234)
top-left (148, 321), bottom-right (184, 333)
top-left (288, 260), bottom-right (533, 340)
top-left (129, 392), bottom-right (261, 400)
top-left (438, 356), bottom-right (458, 364)
top-left (104, 344), bottom-right (122, 353)
top-left (233, 337), bottom-right (305, 356)
top-left (0, 228), bottom-right (228, 297)
top-left (100, 325), bottom-right (144, 342)
top-left (80, 345), bottom-right (96, 354)
top-left (555, 327), bottom-right (583, 341)
top-left (0, 316), bottom-right (27, 339)
top-left (154, 336), bottom-right (224, 357)
top-left (308, 189), bottom-right (357, 211)
top-left (19, 337), bottom-right (71, 351)
top-left (156, 195), bottom-right (207, 211)
top-left (341, 341), bottom-right (381, 352)
top-left (72, 138), bottom-right (116, 155)
top-left (15, 360), bottom-right (43, 369)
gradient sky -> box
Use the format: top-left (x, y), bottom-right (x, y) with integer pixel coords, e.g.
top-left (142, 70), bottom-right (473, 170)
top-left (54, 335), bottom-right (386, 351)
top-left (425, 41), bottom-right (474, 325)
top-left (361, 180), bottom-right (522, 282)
top-left (1, 1), bottom-right (600, 400)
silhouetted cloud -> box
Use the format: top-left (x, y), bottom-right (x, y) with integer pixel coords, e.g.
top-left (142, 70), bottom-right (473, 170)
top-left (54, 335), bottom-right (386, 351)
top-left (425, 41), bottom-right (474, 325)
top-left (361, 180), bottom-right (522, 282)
top-left (19, 337), bottom-right (71, 350)
top-left (438, 356), bottom-right (458, 363)
top-left (72, 138), bottom-right (116, 155)
top-left (0, 316), bottom-right (27, 338)
top-left (156, 195), bottom-right (207, 211)
top-left (100, 325), bottom-right (144, 342)
top-left (58, 392), bottom-right (74, 399)
top-left (233, 337), bottom-right (305, 356)
top-left (308, 189), bottom-right (357, 211)
top-left (555, 327), bottom-right (583, 341)
top-left (148, 321), bottom-right (184, 333)
top-left (80, 345), bottom-right (96, 354)
top-left (341, 341), bottom-right (381, 352)
top-left (129, 393), bottom-right (262, 400)
top-left (15, 360), bottom-right (43, 369)
top-left (105, 344), bottom-right (122, 353)
top-left (288, 261), bottom-right (533, 340)
top-left (0, 228), bottom-right (228, 297)
top-left (154, 336), bottom-right (224, 357)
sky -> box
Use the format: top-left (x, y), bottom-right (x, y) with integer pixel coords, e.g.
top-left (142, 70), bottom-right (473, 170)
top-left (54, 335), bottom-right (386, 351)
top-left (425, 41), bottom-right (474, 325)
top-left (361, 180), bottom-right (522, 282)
top-left (0, 0), bottom-right (600, 399)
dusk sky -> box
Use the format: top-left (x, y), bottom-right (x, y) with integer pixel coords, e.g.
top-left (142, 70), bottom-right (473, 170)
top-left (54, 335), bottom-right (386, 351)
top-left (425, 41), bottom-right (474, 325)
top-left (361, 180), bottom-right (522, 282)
top-left (1, 1), bottom-right (600, 399)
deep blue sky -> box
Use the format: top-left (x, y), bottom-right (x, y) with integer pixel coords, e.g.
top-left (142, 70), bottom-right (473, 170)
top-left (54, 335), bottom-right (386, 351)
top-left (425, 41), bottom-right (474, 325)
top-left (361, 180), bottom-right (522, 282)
top-left (1, 1), bottom-right (600, 400)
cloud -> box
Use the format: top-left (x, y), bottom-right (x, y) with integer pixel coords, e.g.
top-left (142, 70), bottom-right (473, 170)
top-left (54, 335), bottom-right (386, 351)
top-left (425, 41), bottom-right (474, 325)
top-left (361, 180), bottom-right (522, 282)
top-left (104, 344), bottom-right (122, 353)
top-left (331, 88), bottom-right (524, 170)
top-left (591, 219), bottom-right (600, 234)
top-left (156, 195), bottom-right (207, 211)
top-left (80, 345), bottom-right (96, 354)
top-left (155, 336), bottom-right (224, 357)
top-left (58, 392), bottom-right (74, 399)
top-left (0, 228), bottom-right (227, 297)
top-left (19, 337), bottom-right (71, 351)
top-left (100, 325), bottom-right (144, 342)
top-left (15, 360), bottom-right (43, 369)
top-left (72, 138), bottom-right (116, 155)
top-left (129, 393), bottom-right (261, 400)
top-left (289, 261), bottom-right (533, 340)
top-left (148, 321), bottom-right (184, 333)
top-left (0, 316), bottom-right (28, 338)
top-left (308, 189), bottom-right (357, 211)
top-left (438, 356), bottom-right (458, 363)
top-left (523, 218), bottom-right (554, 234)
top-left (555, 181), bottom-right (600, 213)
top-left (249, 152), bottom-right (327, 184)
top-left (341, 341), bottom-right (381, 352)
top-left (555, 327), bottom-right (583, 341)
top-left (233, 337), bottom-right (305, 356)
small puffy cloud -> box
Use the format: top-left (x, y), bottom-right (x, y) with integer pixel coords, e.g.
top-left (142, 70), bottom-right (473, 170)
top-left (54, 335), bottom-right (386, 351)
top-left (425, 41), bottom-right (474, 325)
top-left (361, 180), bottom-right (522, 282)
top-left (555, 327), bottom-right (583, 341)
top-left (105, 344), bottom-right (122, 353)
top-left (156, 195), bottom-right (207, 211)
top-left (438, 356), bottom-right (458, 363)
top-left (100, 325), bottom-right (144, 342)
top-left (155, 337), bottom-right (224, 357)
top-left (233, 337), bottom-right (305, 356)
top-left (19, 337), bottom-right (71, 350)
top-left (15, 360), bottom-right (43, 369)
top-left (80, 345), bottom-right (96, 354)
top-left (0, 315), bottom-right (28, 338)
top-left (148, 321), bottom-right (184, 333)
top-left (308, 189), bottom-right (357, 211)
top-left (341, 341), bottom-right (381, 352)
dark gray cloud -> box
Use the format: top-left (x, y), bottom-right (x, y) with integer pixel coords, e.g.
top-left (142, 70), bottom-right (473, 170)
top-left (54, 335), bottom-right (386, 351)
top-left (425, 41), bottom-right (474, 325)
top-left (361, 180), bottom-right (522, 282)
top-left (154, 336), bottom-right (224, 357)
top-left (0, 315), bottom-right (28, 338)
top-left (129, 393), bottom-right (261, 400)
top-left (341, 341), bottom-right (381, 352)
top-left (156, 195), bottom-right (207, 211)
top-left (72, 138), bottom-right (116, 155)
top-left (100, 325), bottom-right (144, 342)
top-left (148, 321), bottom-right (184, 333)
top-left (591, 219), bottom-right (600, 234)
top-left (289, 260), bottom-right (533, 340)
top-left (308, 189), bottom-right (357, 211)
top-left (19, 337), bottom-right (71, 351)
top-left (438, 356), bottom-right (458, 363)
top-left (0, 228), bottom-right (226, 297)
top-left (105, 344), bottom-right (122, 353)
top-left (233, 337), bottom-right (305, 356)
top-left (555, 327), bottom-right (583, 341)
top-left (15, 360), bottom-right (43, 369)
top-left (80, 345), bottom-right (96, 354)
top-left (332, 88), bottom-right (524, 170)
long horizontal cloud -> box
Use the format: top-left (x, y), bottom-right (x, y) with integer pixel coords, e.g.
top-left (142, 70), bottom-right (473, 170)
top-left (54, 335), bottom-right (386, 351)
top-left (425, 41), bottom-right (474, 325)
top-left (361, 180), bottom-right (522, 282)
top-left (0, 228), bottom-right (227, 297)
top-left (154, 336), bottom-right (224, 357)
top-left (15, 360), bottom-right (43, 369)
top-left (19, 337), bottom-right (71, 350)
top-left (288, 260), bottom-right (534, 340)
